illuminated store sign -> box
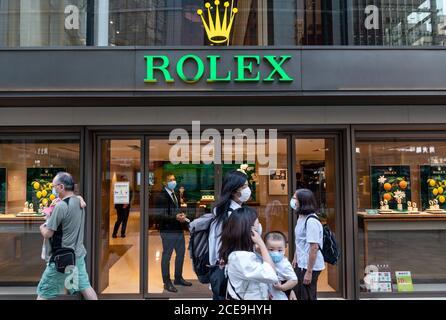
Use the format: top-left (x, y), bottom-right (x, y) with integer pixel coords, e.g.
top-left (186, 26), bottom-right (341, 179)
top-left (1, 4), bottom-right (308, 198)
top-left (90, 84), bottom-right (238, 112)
top-left (197, 1), bottom-right (238, 45)
top-left (142, 1), bottom-right (295, 86)
top-left (144, 54), bottom-right (294, 84)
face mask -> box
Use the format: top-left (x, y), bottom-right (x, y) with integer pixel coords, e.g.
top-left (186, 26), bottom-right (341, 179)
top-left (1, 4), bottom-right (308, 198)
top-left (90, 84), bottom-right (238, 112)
top-left (290, 198), bottom-right (298, 210)
top-left (52, 187), bottom-right (59, 198)
top-left (238, 187), bottom-right (251, 203)
top-left (269, 251), bottom-right (284, 264)
top-left (167, 181), bottom-right (177, 190)
top-left (257, 223), bottom-right (262, 236)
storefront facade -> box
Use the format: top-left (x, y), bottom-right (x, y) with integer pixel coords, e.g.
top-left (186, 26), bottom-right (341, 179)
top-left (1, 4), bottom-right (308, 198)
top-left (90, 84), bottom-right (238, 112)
top-left (1, 1), bottom-right (446, 300)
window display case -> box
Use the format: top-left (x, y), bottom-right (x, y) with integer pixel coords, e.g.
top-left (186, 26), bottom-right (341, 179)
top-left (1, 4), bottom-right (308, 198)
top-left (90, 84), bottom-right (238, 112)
top-left (0, 139), bottom-right (80, 285)
top-left (356, 139), bottom-right (446, 295)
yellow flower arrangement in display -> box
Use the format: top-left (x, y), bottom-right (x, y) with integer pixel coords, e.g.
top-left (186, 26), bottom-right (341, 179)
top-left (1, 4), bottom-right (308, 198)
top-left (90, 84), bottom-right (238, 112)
top-left (32, 180), bottom-right (55, 211)
top-left (427, 178), bottom-right (446, 204)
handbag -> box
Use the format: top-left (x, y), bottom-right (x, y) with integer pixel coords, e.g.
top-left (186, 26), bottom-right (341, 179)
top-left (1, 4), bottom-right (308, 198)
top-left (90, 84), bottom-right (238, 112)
top-left (51, 247), bottom-right (76, 273)
top-left (50, 198), bottom-right (84, 274)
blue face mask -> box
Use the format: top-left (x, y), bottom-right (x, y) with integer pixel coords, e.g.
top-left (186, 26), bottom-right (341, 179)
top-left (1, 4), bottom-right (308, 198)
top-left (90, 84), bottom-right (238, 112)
top-left (52, 187), bottom-right (59, 198)
top-left (167, 181), bottom-right (177, 190)
top-left (269, 251), bottom-right (284, 264)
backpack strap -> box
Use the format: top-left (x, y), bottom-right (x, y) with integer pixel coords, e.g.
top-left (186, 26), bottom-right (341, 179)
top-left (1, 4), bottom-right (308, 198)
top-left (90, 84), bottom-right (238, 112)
top-left (304, 214), bottom-right (320, 229)
top-left (304, 214), bottom-right (322, 251)
top-left (227, 277), bottom-right (244, 300)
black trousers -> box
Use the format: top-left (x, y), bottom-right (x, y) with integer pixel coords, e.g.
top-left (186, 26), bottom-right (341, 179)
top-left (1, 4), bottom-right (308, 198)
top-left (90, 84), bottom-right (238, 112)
top-left (209, 266), bottom-right (227, 300)
top-left (294, 267), bottom-right (321, 300)
top-left (113, 209), bottom-right (130, 236)
top-left (160, 232), bottom-right (185, 284)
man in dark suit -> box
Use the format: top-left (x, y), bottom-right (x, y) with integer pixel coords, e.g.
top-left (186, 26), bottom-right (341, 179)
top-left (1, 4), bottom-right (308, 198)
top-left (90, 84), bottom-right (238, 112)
top-left (154, 173), bottom-right (192, 292)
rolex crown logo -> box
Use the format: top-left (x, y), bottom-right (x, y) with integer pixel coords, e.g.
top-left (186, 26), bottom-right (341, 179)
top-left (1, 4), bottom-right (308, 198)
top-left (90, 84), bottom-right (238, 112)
top-left (197, 1), bottom-right (238, 45)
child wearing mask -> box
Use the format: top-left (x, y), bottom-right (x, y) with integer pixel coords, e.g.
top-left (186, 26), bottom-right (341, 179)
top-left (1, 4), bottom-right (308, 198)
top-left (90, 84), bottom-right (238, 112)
top-left (264, 231), bottom-right (298, 300)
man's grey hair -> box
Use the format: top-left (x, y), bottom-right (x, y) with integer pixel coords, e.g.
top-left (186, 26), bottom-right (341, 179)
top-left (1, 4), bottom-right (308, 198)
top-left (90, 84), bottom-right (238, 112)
top-left (55, 172), bottom-right (75, 191)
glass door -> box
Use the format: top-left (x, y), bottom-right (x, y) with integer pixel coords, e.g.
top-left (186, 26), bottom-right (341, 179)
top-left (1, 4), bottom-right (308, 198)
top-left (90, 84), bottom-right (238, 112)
top-left (221, 137), bottom-right (291, 254)
top-left (146, 138), bottom-right (215, 298)
top-left (293, 136), bottom-right (341, 294)
top-left (96, 138), bottom-right (142, 295)
top-left (145, 136), bottom-right (290, 298)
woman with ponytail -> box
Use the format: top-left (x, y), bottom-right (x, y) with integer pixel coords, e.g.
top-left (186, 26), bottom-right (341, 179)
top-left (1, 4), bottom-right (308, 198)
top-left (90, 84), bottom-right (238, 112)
top-left (208, 170), bottom-right (253, 300)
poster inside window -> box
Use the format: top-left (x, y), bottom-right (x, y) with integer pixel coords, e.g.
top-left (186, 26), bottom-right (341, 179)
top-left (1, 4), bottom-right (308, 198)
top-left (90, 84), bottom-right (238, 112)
top-left (371, 165), bottom-right (411, 213)
top-left (24, 167), bottom-right (65, 216)
top-left (420, 165), bottom-right (446, 212)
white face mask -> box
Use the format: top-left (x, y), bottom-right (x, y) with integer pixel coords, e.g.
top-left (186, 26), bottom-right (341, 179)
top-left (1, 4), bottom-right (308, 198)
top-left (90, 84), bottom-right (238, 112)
top-left (290, 198), bottom-right (298, 210)
top-left (52, 187), bottom-right (59, 198)
top-left (238, 187), bottom-right (251, 203)
top-left (257, 223), bottom-right (262, 236)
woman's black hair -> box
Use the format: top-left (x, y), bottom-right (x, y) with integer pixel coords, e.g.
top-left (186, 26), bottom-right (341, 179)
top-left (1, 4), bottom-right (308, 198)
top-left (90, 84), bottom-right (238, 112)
top-left (294, 188), bottom-right (319, 216)
top-left (213, 170), bottom-right (248, 224)
top-left (218, 207), bottom-right (258, 264)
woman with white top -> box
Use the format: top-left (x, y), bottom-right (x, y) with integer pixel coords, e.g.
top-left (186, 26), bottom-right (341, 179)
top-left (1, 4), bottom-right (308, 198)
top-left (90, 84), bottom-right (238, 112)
top-left (208, 170), bottom-right (253, 300)
top-left (219, 207), bottom-right (278, 300)
top-left (291, 188), bottom-right (325, 300)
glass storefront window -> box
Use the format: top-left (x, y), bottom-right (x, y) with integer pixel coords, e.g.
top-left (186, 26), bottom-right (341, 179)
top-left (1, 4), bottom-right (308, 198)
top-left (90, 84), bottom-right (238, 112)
top-left (0, 138), bottom-right (80, 285)
top-left (350, 0), bottom-right (446, 46)
top-left (356, 138), bottom-right (446, 295)
top-left (1, 0), bottom-right (446, 46)
top-left (104, 0), bottom-right (264, 46)
top-left (279, 0), bottom-right (446, 46)
top-left (0, 0), bottom-right (88, 47)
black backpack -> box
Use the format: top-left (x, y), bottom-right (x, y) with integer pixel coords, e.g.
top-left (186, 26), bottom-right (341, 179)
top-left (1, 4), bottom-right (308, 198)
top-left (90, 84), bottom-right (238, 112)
top-left (305, 214), bottom-right (340, 265)
top-left (188, 213), bottom-right (216, 283)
